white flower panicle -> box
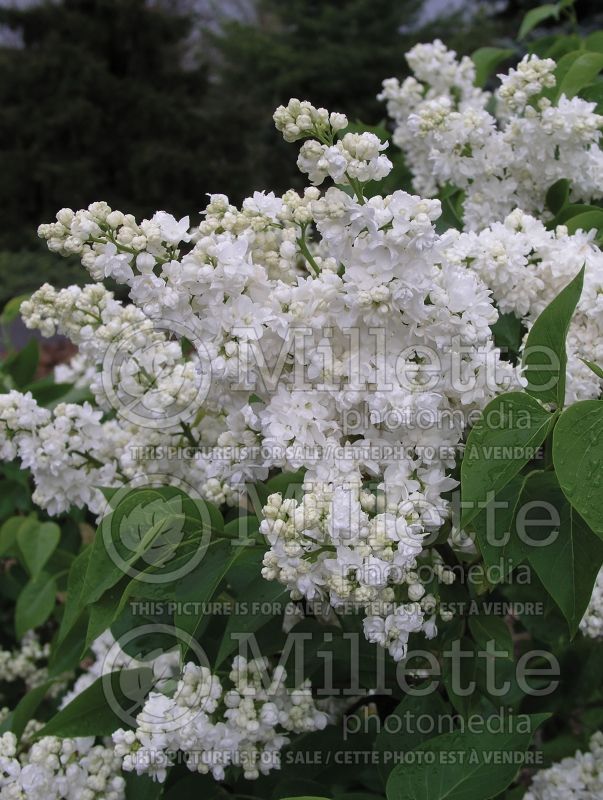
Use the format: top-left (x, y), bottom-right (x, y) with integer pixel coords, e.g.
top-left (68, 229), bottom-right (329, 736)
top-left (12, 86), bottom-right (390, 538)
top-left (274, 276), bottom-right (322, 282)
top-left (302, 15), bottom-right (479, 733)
top-left (3, 90), bottom-right (599, 664)
top-left (497, 54), bottom-right (556, 114)
top-left (524, 730), bottom-right (603, 799)
top-left (0, 389), bottom-right (122, 516)
top-left (274, 98), bottom-right (392, 186)
top-left (112, 656), bottom-right (329, 783)
top-left (0, 633), bottom-right (50, 693)
top-left (260, 483), bottom-right (454, 661)
top-left (580, 567), bottom-right (603, 639)
top-left (1, 97), bottom-right (517, 657)
top-left (0, 631), bottom-right (182, 798)
top-left (448, 209), bottom-right (603, 403)
top-left (0, 729), bottom-right (125, 800)
top-left (381, 43), bottom-right (603, 229)
top-left (273, 98), bottom-right (349, 143)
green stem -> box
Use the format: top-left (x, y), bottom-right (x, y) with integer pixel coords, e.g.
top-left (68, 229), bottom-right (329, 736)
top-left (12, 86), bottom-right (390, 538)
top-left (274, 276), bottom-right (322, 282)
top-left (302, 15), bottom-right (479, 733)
top-left (346, 175), bottom-right (366, 205)
top-left (296, 224), bottom-right (320, 276)
top-left (180, 421), bottom-right (198, 447)
top-left (72, 449), bottom-right (105, 469)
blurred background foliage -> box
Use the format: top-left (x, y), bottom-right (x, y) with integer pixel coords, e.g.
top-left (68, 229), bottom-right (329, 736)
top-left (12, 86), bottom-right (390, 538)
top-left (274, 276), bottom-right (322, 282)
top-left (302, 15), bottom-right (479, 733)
top-left (0, 0), bottom-right (602, 307)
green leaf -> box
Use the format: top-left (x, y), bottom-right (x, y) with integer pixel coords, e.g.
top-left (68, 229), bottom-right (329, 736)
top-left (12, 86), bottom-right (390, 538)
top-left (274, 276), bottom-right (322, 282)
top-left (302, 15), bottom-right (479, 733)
top-left (545, 178), bottom-right (570, 216)
top-left (556, 52), bottom-right (603, 99)
top-left (554, 203), bottom-right (600, 224)
top-left (83, 489), bottom-right (185, 604)
top-left (15, 572), bottom-right (56, 638)
top-left (48, 613), bottom-right (89, 677)
top-left (471, 47), bottom-right (514, 88)
top-left (515, 471), bottom-right (603, 634)
top-left (83, 486), bottom-right (223, 607)
top-left (3, 339), bottom-right (39, 388)
top-left (580, 358), bottom-right (603, 380)
top-left (162, 774), bottom-right (230, 800)
top-left (85, 577), bottom-right (131, 652)
top-left (542, 33), bottom-right (581, 60)
top-left (553, 400), bottom-right (603, 535)
top-left (223, 514), bottom-right (261, 546)
top-left (565, 209), bottom-right (603, 236)
top-left (491, 313), bottom-right (523, 358)
top-left (0, 516), bottom-right (35, 558)
top-left (472, 475), bottom-right (526, 581)
top-left (374, 693), bottom-right (450, 783)
top-left (461, 393), bottom-right (552, 527)
top-left (17, 520), bottom-right (60, 578)
top-left (523, 266), bottom-right (584, 408)
top-left (214, 574), bottom-right (289, 667)
top-left (518, 4), bottom-right (559, 40)
top-left (10, 680), bottom-right (55, 740)
top-left (585, 31), bottom-right (603, 53)
top-left (175, 538), bottom-right (243, 658)
top-left (124, 772), bottom-right (165, 800)
top-left (25, 380), bottom-right (75, 407)
top-left (386, 714), bottom-right (548, 800)
top-left (0, 294), bottom-right (30, 325)
top-left (0, 713), bottom-right (13, 735)
top-left (441, 638), bottom-right (485, 719)
top-left (36, 668), bottom-right (154, 737)
top-left (581, 82), bottom-right (603, 113)
top-left (56, 545), bottom-right (91, 645)
top-left (468, 615), bottom-right (513, 659)
top-left (266, 469), bottom-right (305, 496)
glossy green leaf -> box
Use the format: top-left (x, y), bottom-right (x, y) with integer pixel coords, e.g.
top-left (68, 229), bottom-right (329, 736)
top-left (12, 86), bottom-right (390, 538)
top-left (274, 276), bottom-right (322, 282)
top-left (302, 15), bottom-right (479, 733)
top-left (17, 520), bottom-right (60, 578)
top-left (545, 178), bottom-right (570, 215)
top-left (556, 52), bottom-right (603, 99)
top-left (491, 313), bottom-right (523, 358)
top-left (0, 294), bottom-right (30, 325)
top-left (0, 516), bottom-right (36, 558)
top-left (518, 4), bottom-right (559, 39)
top-left (214, 574), bottom-right (289, 667)
top-left (471, 47), bottom-right (514, 88)
top-left (471, 474), bottom-right (526, 581)
top-left (375, 692), bottom-right (450, 782)
top-left (56, 545), bottom-right (91, 645)
top-left (10, 680), bottom-right (56, 740)
top-left (124, 773), bottom-right (165, 800)
top-left (386, 714), bottom-right (548, 800)
top-left (461, 393), bottom-right (552, 527)
top-left (580, 358), bottom-right (603, 380)
top-left (553, 400), bottom-right (603, 535)
top-left (83, 488), bottom-right (185, 604)
top-left (565, 209), bottom-right (603, 236)
top-left (515, 471), bottom-right (603, 634)
top-left (15, 572), bottom-right (56, 638)
top-left (523, 266), bottom-right (584, 408)
top-left (36, 668), bottom-right (154, 737)
top-left (3, 338), bottom-right (39, 388)
top-left (25, 380), bottom-right (75, 407)
top-left (468, 615), bottom-right (513, 659)
top-left (585, 31), bottom-right (603, 53)
top-left (175, 538), bottom-right (243, 657)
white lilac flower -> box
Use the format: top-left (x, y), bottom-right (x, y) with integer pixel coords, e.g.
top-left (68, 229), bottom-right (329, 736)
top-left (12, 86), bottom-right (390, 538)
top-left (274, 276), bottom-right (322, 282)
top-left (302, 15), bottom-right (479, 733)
top-left (580, 567), bottom-right (603, 639)
top-left (380, 42), bottom-right (603, 230)
top-left (0, 632), bottom-right (50, 692)
top-left (0, 729), bottom-right (125, 800)
top-left (112, 656), bottom-right (328, 783)
top-left (448, 209), bottom-right (603, 404)
top-left (524, 730), bottom-right (603, 799)
top-left (11, 92), bottom-right (602, 663)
